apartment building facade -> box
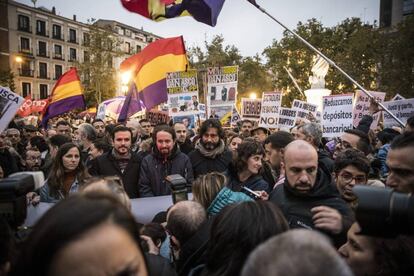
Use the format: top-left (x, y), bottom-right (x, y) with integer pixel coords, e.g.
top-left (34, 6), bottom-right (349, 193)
top-left (5, 0), bottom-right (161, 99)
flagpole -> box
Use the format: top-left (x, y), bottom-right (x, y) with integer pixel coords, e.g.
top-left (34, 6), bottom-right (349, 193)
top-left (283, 66), bottom-right (305, 98)
top-left (247, 0), bottom-right (405, 127)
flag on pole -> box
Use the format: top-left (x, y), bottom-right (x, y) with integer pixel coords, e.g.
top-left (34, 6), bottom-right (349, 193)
top-left (118, 36), bottom-right (188, 122)
top-left (120, 0), bottom-right (225, 27)
top-left (41, 68), bottom-right (85, 127)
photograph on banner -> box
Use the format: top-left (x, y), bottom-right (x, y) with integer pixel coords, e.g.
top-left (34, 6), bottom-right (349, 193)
top-left (209, 105), bottom-right (232, 126)
top-left (207, 66), bottom-right (238, 114)
top-left (0, 86), bottom-right (25, 132)
top-left (353, 90), bottom-right (386, 129)
top-left (382, 98), bottom-right (414, 128)
top-left (292, 99), bottom-right (318, 122)
top-left (258, 92), bottom-right (282, 129)
top-left (198, 103), bottom-right (206, 120)
top-left (322, 94), bottom-right (354, 138)
top-left (166, 70), bottom-right (199, 116)
top-left (241, 98), bottom-right (262, 121)
top-left (172, 115), bottom-right (196, 129)
top-left (231, 105), bottom-right (241, 126)
top-left (278, 108), bottom-right (297, 130)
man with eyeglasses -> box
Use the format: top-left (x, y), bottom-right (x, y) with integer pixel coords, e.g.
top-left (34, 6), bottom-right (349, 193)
top-left (333, 149), bottom-right (372, 208)
top-left (22, 148), bottom-right (42, 171)
top-left (188, 119), bottom-right (232, 178)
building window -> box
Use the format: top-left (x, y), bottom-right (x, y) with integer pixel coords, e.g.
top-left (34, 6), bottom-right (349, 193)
top-left (83, 33), bottom-right (90, 46)
top-left (22, 82), bottom-right (31, 97)
top-left (36, 20), bottom-right (47, 36)
top-left (18, 15), bottom-right (30, 32)
top-left (125, 42), bottom-right (130, 53)
top-left (20, 37), bottom-right (30, 53)
top-left (69, 48), bottom-right (77, 61)
top-left (39, 62), bottom-right (47, 79)
top-left (38, 41), bottom-right (47, 57)
top-left (52, 24), bottom-right (62, 40)
top-left (55, 65), bottom-right (63, 80)
top-left (136, 45), bottom-right (142, 53)
top-left (54, 44), bottom-right (63, 59)
top-left (39, 84), bottom-right (48, 99)
top-left (84, 51), bottom-right (89, 62)
top-left (69, 29), bottom-right (77, 43)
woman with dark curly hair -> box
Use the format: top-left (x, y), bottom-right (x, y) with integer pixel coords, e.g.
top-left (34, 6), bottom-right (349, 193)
top-left (40, 142), bottom-right (89, 202)
top-left (226, 140), bottom-right (269, 194)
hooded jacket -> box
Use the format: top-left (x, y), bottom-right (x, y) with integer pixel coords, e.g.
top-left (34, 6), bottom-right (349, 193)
top-left (139, 144), bottom-right (194, 197)
top-left (207, 187), bottom-right (253, 216)
top-left (269, 167), bottom-right (353, 247)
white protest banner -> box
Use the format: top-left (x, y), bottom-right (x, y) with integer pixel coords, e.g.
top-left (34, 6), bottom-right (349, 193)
top-left (96, 103), bottom-right (106, 120)
top-left (322, 94), bottom-right (354, 138)
top-left (292, 99), bottom-right (318, 121)
top-left (207, 66), bottom-right (238, 123)
top-left (0, 86), bottom-right (25, 132)
top-left (166, 70), bottom-right (199, 116)
top-left (258, 92), bottom-right (282, 129)
top-left (241, 98), bottom-right (262, 121)
top-left (391, 94), bottom-right (405, 101)
top-left (278, 108), bottom-right (297, 130)
top-left (231, 106), bottom-right (241, 126)
top-left (382, 98), bottom-right (414, 128)
top-left (353, 90), bottom-right (386, 129)
top-left (198, 103), bottom-right (206, 120)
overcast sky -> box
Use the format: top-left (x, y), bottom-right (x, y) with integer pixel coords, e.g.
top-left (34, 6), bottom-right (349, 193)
top-left (17, 0), bottom-right (380, 57)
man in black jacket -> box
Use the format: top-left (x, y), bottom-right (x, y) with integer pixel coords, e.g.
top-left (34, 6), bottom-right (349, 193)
top-left (89, 125), bottom-right (141, 198)
top-left (173, 122), bottom-right (194, 155)
top-left (269, 140), bottom-right (353, 247)
top-left (188, 119), bottom-right (232, 178)
top-left (139, 125), bottom-right (193, 197)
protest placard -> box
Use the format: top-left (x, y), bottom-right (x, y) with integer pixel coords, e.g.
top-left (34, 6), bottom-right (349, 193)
top-left (146, 109), bottom-right (170, 125)
top-left (166, 70), bottom-right (199, 116)
top-left (17, 96), bottom-right (48, 117)
top-left (353, 90), bottom-right (386, 129)
top-left (391, 94), bottom-right (405, 101)
top-left (207, 66), bottom-right (238, 121)
top-left (382, 98), bottom-right (414, 128)
top-left (292, 99), bottom-right (318, 121)
top-left (0, 86), bottom-right (25, 132)
top-left (322, 94), bottom-right (354, 138)
top-left (198, 103), bottom-right (206, 120)
top-left (172, 115), bottom-right (196, 129)
top-left (231, 106), bottom-right (241, 126)
top-left (241, 98), bottom-right (262, 121)
top-left (258, 92), bottom-right (282, 129)
top-left (278, 107), bottom-right (297, 130)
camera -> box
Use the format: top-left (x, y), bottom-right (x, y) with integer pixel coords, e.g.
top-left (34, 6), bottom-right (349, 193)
top-left (166, 174), bottom-right (188, 204)
top-left (353, 185), bottom-right (414, 237)
top-left (0, 174), bottom-right (35, 229)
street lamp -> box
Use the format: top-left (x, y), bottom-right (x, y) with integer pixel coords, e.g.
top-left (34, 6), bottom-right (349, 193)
top-left (15, 56), bottom-right (23, 63)
top-left (249, 92), bottom-right (257, 99)
top-left (121, 71), bottom-right (131, 85)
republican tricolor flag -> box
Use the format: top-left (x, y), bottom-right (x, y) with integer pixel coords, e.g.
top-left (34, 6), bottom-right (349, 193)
top-left (118, 36), bottom-right (188, 122)
top-left (41, 68), bottom-right (85, 127)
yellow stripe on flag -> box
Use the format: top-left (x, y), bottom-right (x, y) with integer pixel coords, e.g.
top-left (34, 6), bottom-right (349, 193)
top-left (220, 111), bottom-right (232, 125)
top-left (133, 54), bottom-right (188, 91)
top-left (51, 81), bottom-right (83, 103)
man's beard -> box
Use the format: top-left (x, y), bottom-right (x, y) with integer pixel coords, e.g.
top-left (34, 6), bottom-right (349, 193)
top-left (201, 139), bottom-right (219, 151)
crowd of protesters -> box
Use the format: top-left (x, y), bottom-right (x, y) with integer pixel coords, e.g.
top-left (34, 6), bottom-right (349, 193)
top-left (0, 101), bottom-right (414, 276)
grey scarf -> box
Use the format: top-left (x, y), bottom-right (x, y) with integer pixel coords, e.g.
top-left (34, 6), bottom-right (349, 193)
top-left (195, 139), bottom-right (225, 159)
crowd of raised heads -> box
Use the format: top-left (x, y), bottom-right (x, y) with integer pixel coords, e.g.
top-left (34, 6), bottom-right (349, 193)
top-left (1, 108), bottom-right (414, 276)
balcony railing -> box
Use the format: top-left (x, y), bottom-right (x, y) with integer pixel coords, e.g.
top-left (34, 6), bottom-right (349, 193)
top-left (36, 49), bottom-right (50, 58)
top-left (68, 37), bottom-right (79, 44)
top-left (52, 33), bottom-right (64, 41)
top-left (36, 30), bottom-right (49, 37)
top-left (53, 53), bottom-right (64, 60)
top-left (18, 69), bottom-right (34, 77)
top-left (18, 46), bottom-right (33, 55)
top-left (37, 73), bottom-right (50, 79)
top-left (18, 25), bottom-right (32, 33)
top-left (68, 55), bottom-right (77, 62)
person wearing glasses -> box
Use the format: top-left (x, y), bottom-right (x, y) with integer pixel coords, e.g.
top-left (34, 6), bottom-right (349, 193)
top-left (22, 148), bottom-right (42, 172)
top-left (333, 149), bottom-right (371, 209)
top-left (188, 119), bottom-right (232, 178)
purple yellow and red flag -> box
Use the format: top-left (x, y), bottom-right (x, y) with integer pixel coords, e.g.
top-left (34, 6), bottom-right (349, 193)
top-left (120, 0), bottom-right (225, 27)
top-left (41, 68), bottom-right (85, 127)
top-left (118, 36), bottom-right (188, 122)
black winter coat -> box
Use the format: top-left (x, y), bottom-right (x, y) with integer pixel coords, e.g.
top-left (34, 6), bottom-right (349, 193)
top-left (269, 167), bottom-right (353, 247)
top-left (89, 151), bottom-right (142, 198)
top-left (188, 148), bottom-right (232, 179)
top-left (225, 165), bottom-right (270, 193)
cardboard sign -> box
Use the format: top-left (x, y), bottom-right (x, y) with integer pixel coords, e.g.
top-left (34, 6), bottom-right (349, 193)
top-left (292, 99), bottom-right (318, 121)
top-left (383, 98), bottom-right (414, 128)
top-left (278, 107), bottom-right (297, 130)
top-left (258, 92), bottom-right (282, 129)
top-left (0, 86), bottom-right (25, 132)
top-left (322, 94), bottom-right (354, 138)
top-left (391, 94), bottom-right (405, 101)
top-left (353, 90), bottom-right (386, 129)
top-left (241, 98), bottom-right (262, 120)
top-left (166, 70), bottom-right (199, 116)
top-left (231, 106), bottom-right (241, 126)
